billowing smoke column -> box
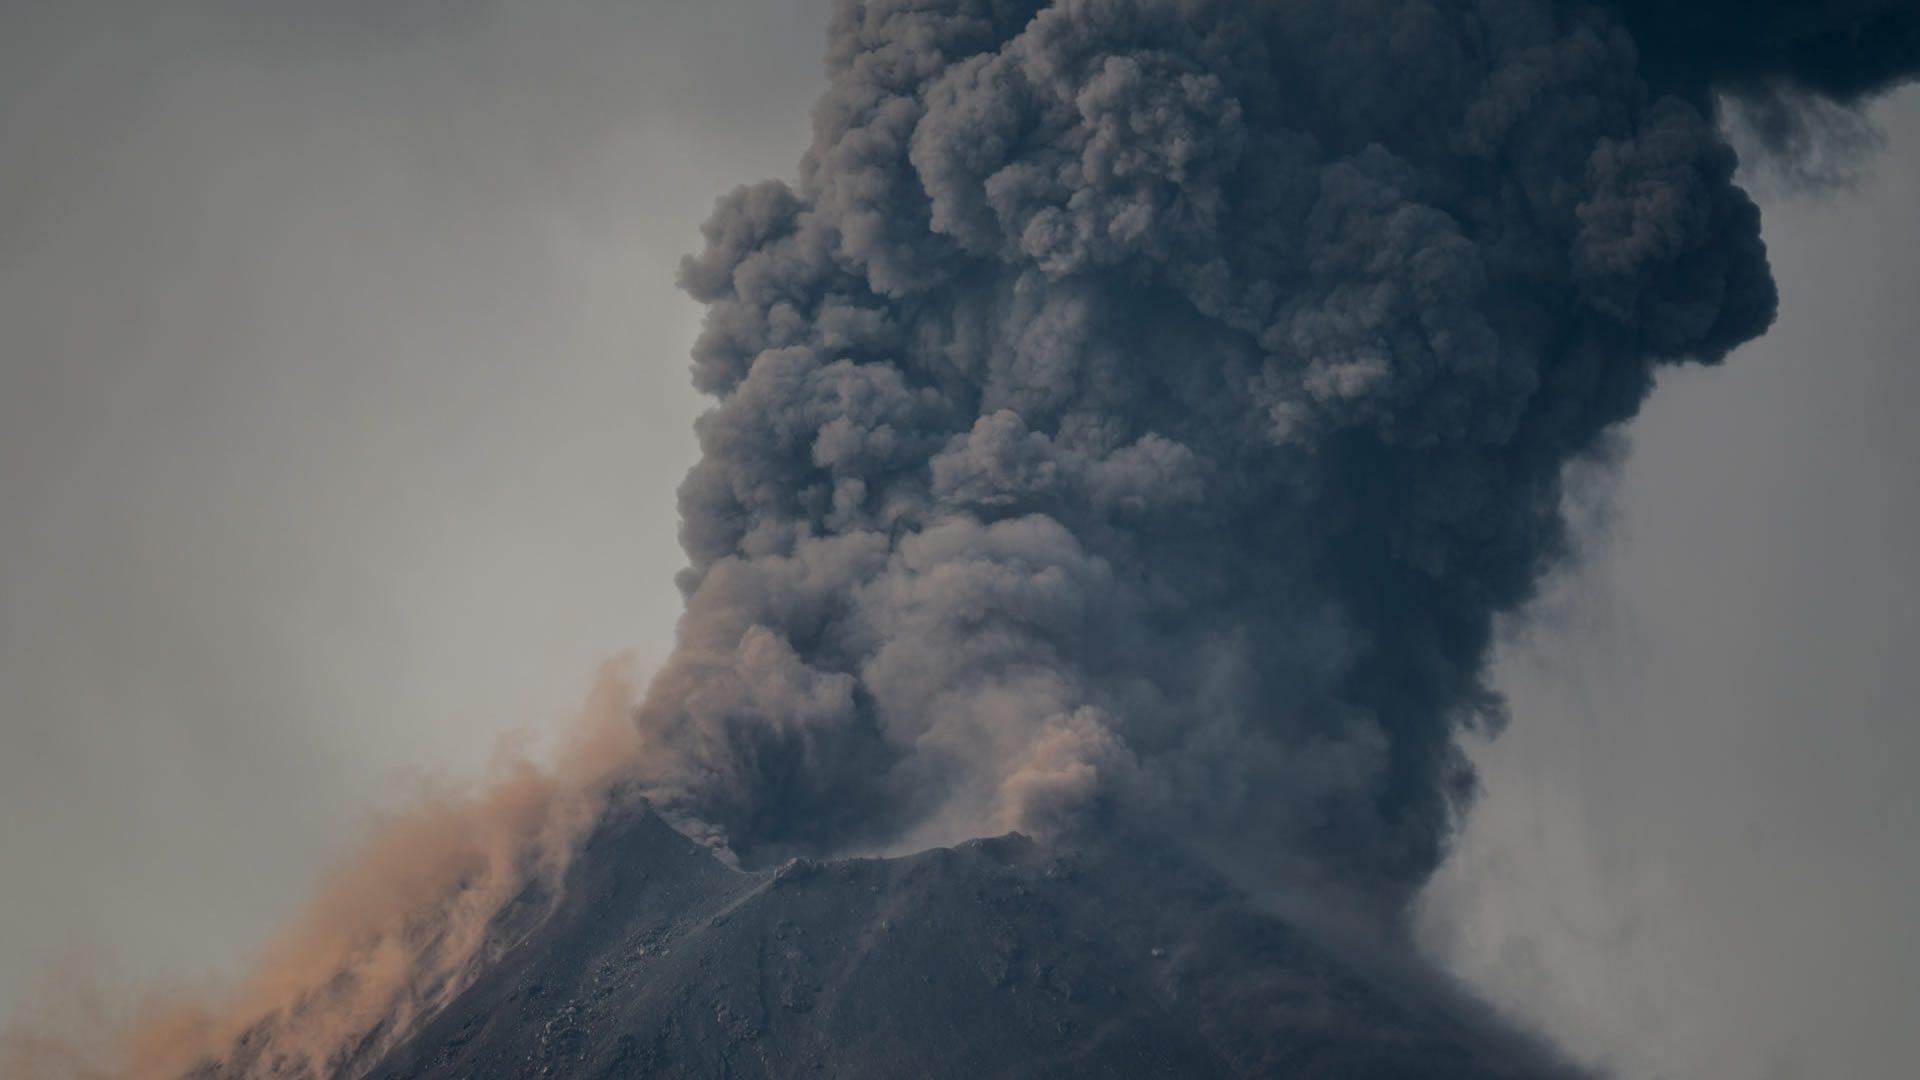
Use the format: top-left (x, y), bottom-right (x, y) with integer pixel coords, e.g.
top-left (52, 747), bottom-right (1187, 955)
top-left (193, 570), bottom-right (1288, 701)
top-left (632, 0), bottom-right (1920, 911)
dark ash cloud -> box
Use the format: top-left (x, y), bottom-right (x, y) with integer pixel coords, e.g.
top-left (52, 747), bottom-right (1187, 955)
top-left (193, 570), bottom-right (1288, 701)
top-left (630, 0), bottom-right (1920, 916)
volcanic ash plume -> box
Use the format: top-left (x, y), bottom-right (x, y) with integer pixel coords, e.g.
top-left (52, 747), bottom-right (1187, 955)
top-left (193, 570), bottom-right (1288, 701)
top-left (23, 2), bottom-right (1920, 1077)
top-left (630, 0), bottom-right (1920, 910)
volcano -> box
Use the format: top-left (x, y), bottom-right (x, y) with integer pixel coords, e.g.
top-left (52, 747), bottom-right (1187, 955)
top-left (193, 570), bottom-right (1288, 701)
top-left (315, 804), bottom-right (1578, 1080)
top-left (91, 3), bottom-right (1920, 1076)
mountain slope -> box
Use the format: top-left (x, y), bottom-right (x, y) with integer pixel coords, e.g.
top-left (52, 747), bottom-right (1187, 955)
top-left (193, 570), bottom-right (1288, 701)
top-left (360, 805), bottom-right (1581, 1079)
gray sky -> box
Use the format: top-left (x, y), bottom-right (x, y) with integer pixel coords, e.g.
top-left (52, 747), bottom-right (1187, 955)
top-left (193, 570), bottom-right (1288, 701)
top-left (0, 5), bottom-right (1914, 1078)
top-left (0, 0), bottom-right (823, 1007)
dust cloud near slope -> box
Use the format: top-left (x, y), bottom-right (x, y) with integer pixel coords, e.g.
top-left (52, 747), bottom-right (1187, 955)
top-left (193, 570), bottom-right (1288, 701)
top-left (3, 663), bottom-right (643, 1080)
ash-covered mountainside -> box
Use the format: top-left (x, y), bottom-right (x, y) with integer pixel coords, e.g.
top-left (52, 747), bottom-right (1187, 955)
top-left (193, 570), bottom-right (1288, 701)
top-left (364, 805), bottom-right (1580, 1080)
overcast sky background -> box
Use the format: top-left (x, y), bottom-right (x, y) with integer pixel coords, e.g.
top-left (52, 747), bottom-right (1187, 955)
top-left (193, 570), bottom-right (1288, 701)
top-left (0, 5), bottom-right (1914, 1078)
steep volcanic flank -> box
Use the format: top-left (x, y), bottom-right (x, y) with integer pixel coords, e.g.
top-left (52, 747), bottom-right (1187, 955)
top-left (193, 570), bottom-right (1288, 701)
top-left (360, 804), bottom-right (1580, 1080)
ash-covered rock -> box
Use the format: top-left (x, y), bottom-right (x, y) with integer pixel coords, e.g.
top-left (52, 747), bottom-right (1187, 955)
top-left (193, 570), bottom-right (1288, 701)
top-left (364, 804), bottom-right (1581, 1079)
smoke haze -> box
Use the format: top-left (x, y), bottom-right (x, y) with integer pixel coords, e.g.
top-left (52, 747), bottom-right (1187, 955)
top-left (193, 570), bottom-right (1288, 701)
top-left (4, 2), bottom-right (1918, 1078)
top-left (1422, 94), bottom-right (1920, 1077)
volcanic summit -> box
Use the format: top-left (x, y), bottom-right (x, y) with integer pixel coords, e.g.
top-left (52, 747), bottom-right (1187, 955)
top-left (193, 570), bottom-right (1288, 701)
top-left (356, 804), bottom-right (1579, 1079)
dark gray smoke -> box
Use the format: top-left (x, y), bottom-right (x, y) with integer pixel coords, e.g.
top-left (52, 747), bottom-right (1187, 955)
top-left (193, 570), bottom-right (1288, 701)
top-left (632, 0), bottom-right (1920, 913)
